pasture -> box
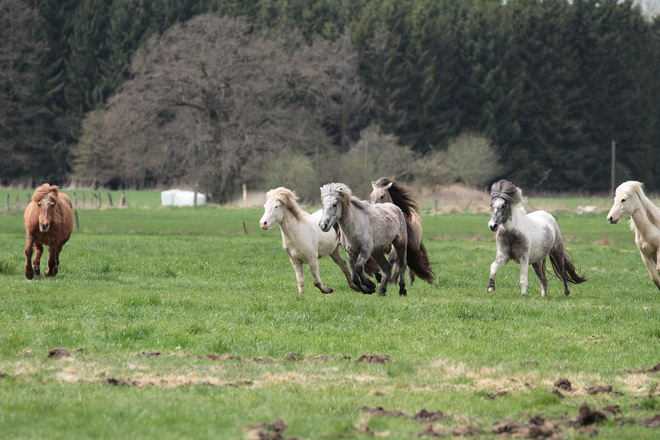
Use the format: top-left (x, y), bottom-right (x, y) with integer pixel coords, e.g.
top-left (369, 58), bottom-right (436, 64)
top-left (0, 190), bottom-right (659, 439)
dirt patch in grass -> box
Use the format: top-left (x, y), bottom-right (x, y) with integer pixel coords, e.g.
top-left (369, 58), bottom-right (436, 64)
top-left (492, 414), bottom-right (562, 439)
top-left (553, 378), bottom-right (572, 391)
top-left (573, 403), bottom-right (607, 427)
top-left (639, 414), bottom-right (660, 428)
top-left (413, 409), bottom-right (448, 422)
top-left (586, 385), bottom-right (624, 396)
top-left (47, 348), bottom-right (70, 358)
top-left (357, 354), bottom-right (391, 363)
top-left (253, 357), bottom-right (274, 363)
top-left (308, 355), bottom-right (328, 362)
top-left (486, 391), bottom-right (508, 400)
top-left (624, 363), bottom-right (660, 374)
top-left (361, 406), bottom-right (407, 418)
top-left (137, 351), bottom-right (161, 358)
top-left (241, 418), bottom-right (297, 440)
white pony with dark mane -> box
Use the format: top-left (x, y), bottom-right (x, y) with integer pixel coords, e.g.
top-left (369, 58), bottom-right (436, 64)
top-left (260, 187), bottom-right (361, 294)
top-left (487, 179), bottom-right (586, 297)
top-left (319, 183), bottom-right (434, 297)
top-left (607, 181), bottom-right (660, 291)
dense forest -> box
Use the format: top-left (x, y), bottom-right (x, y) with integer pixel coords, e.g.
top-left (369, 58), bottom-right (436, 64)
top-left (1, 0), bottom-right (659, 200)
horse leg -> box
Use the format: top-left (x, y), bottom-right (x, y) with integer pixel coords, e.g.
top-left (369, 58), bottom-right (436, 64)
top-left (33, 243), bottom-right (43, 276)
top-left (393, 239), bottom-right (408, 297)
top-left (371, 252), bottom-right (392, 297)
top-left (388, 246), bottom-right (399, 285)
top-left (24, 237), bottom-right (34, 280)
top-left (519, 254), bottom-right (530, 297)
top-left (654, 250), bottom-right (660, 292)
top-left (531, 261), bottom-right (548, 297)
top-left (45, 244), bottom-right (59, 277)
top-left (329, 248), bottom-right (360, 292)
top-left (487, 251), bottom-right (509, 292)
top-left (289, 257), bottom-right (306, 294)
top-left (640, 251), bottom-right (660, 291)
top-left (353, 249), bottom-right (375, 294)
top-left (309, 258), bottom-right (333, 294)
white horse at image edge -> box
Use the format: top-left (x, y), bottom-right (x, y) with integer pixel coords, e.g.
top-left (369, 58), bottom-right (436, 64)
top-left (260, 187), bottom-right (360, 294)
top-left (607, 181), bottom-right (660, 291)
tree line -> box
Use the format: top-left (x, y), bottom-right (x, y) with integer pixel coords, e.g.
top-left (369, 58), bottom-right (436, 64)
top-left (1, 0), bottom-right (659, 199)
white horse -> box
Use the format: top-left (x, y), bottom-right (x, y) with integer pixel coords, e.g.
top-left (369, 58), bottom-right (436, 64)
top-left (487, 180), bottom-right (586, 297)
top-left (607, 181), bottom-right (660, 291)
top-left (319, 183), bottom-right (434, 297)
top-left (260, 187), bottom-right (360, 294)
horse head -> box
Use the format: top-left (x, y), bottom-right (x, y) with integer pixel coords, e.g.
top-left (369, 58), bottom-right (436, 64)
top-left (32, 184), bottom-right (60, 233)
top-left (488, 180), bottom-right (523, 231)
top-left (319, 183), bottom-right (351, 232)
top-left (607, 181), bottom-right (642, 224)
top-left (370, 179), bottom-right (393, 204)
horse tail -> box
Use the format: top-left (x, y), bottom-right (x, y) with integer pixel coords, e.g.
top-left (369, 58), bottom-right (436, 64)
top-left (549, 250), bottom-right (587, 285)
top-left (364, 256), bottom-right (382, 283)
top-left (405, 221), bottom-right (435, 283)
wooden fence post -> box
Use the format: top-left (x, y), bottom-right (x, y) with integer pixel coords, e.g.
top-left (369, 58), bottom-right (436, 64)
top-left (120, 192), bottom-right (126, 207)
top-left (82, 192), bottom-right (86, 206)
top-left (97, 192), bottom-right (102, 207)
top-left (107, 193), bottom-right (113, 207)
top-left (26, 194), bottom-right (30, 205)
top-left (5, 194), bottom-right (9, 211)
top-left (73, 192), bottom-right (77, 208)
top-left (15, 193), bottom-right (20, 207)
top-left (74, 210), bottom-right (80, 231)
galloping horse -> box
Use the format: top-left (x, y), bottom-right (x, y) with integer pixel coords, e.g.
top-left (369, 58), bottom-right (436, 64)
top-left (487, 180), bottom-right (586, 297)
top-left (370, 177), bottom-right (429, 285)
top-left (607, 181), bottom-right (660, 291)
top-left (260, 187), bottom-right (378, 294)
top-left (319, 183), bottom-right (434, 297)
top-left (24, 184), bottom-right (74, 279)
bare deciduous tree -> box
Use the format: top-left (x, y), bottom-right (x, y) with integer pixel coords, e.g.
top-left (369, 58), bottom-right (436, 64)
top-left (72, 15), bottom-right (370, 201)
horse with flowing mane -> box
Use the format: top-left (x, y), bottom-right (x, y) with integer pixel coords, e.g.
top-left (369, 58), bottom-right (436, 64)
top-left (487, 179), bottom-right (586, 297)
top-left (260, 187), bottom-right (379, 294)
top-left (370, 177), bottom-right (429, 285)
top-left (319, 183), bottom-right (434, 297)
top-left (607, 181), bottom-right (660, 291)
top-left (24, 184), bottom-right (74, 279)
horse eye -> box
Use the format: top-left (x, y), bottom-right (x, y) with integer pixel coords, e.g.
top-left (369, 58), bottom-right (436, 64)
top-left (621, 198), bottom-right (626, 202)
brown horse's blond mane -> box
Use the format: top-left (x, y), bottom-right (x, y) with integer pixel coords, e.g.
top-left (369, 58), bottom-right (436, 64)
top-left (620, 181), bottom-right (660, 231)
top-left (32, 184), bottom-right (60, 204)
top-left (266, 187), bottom-right (304, 221)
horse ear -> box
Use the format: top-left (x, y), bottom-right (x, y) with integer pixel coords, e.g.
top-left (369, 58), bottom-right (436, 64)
top-left (371, 182), bottom-right (378, 189)
top-left (384, 182), bottom-right (393, 190)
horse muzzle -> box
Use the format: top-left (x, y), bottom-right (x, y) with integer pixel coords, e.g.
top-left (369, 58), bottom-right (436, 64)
top-left (319, 221), bottom-right (331, 233)
top-left (607, 216), bottom-right (618, 225)
top-left (488, 222), bottom-right (498, 232)
top-left (260, 220), bottom-right (271, 230)
top-left (39, 223), bottom-right (50, 232)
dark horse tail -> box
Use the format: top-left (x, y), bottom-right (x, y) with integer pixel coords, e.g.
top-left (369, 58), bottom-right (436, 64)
top-left (405, 222), bottom-right (435, 283)
top-left (548, 251), bottom-right (587, 284)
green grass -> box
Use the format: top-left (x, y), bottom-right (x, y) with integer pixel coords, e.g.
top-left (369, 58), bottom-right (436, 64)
top-left (1, 199), bottom-right (660, 439)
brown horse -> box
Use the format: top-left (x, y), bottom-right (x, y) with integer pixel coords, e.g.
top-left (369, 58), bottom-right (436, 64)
top-left (24, 184), bottom-right (74, 279)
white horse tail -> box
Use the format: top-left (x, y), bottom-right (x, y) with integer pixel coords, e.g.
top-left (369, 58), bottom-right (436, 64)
top-left (405, 221), bottom-right (435, 283)
top-left (547, 251), bottom-right (587, 285)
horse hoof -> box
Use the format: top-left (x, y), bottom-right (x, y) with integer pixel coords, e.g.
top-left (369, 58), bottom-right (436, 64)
top-left (378, 292), bottom-right (386, 297)
top-left (399, 288), bottom-right (407, 297)
top-left (349, 284), bottom-right (361, 292)
top-left (25, 272), bottom-right (33, 280)
top-left (322, 288), bottom-right (333, 294)
top-left (362, 287), bottom-right (375, 295)
top-left (487, 287), bottom-right (495, 292)
top-left (34, 269), bottom-right (40, 277)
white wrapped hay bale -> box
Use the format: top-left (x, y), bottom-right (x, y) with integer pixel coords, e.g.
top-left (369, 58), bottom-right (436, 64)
top-left (161, 190), bottom-right (206, 206)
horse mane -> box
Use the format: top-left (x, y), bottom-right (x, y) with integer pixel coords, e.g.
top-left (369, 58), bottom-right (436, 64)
top-left (32, 184), bottom-right (60, 204)
top-left (490, 179), bottom-right (525, 208)
top-left (373, 177), bottom-right (420, 219)
top-left (618, 181), bottom-right (660, 232)
top-left (266, 187), bottom-right (304, 221)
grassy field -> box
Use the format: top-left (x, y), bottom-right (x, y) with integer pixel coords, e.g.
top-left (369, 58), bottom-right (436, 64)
top-left (1, 191), bottom-right (659, 439)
